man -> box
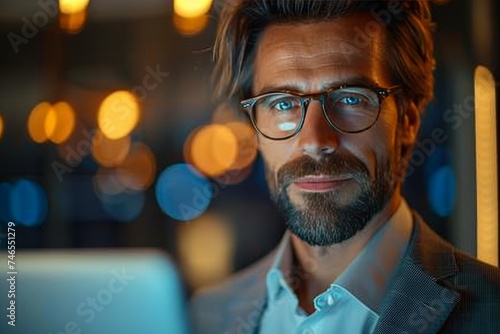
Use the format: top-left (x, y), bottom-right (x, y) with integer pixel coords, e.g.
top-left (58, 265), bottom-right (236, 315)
top-left (190, 1), bottom-right (500, 333)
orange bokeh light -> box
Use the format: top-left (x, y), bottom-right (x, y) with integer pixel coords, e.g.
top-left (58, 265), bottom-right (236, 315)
top-left (46, 101), bottom-right (76, 144)
top-left (173, 14), bottom-right (209, 36)
top-left (186, 124), bottom-right (239, 177)
top-left (224, 122), bottom-right (258, 170)
top-left (28, 102), bottom-right (52, 143)
top-left (117, 143), bottom-right (156, 191)
top-left (60, 9), bottom-right (87, 34)
top-left (92, 131), bottom-right (131, 167)
top-left (0, 114), bottom-right (4, 139)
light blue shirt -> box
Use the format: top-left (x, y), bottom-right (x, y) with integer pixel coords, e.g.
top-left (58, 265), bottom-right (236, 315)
top-left (259, 201), bottom-right (413, 334)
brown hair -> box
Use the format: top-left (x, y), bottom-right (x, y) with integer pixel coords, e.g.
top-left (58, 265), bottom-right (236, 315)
top-left (212, 0), bottom-right (435, 114)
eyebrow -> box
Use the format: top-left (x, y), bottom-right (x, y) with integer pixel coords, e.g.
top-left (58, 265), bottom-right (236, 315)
top-left (254, 76), bottom-right (384, 96)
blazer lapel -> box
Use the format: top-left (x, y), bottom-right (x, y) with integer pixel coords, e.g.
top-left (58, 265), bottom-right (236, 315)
top-left (374, 214), bottom-right (461, 334)
top-left (223, 253), bottom-right (272, 334)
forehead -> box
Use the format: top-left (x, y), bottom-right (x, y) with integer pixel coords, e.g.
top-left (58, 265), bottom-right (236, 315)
top-left (253, 14), bottom-right (390, 94)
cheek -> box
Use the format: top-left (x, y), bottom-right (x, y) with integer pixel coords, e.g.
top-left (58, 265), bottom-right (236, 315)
top-left (258, 139), bottom-right (291, 171)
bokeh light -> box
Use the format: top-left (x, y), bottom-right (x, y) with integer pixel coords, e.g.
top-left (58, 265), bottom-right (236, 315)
top-left (0, 114), bottom-right (4, 140)
top-left (98, 90), bottom-right (140, 140)
top-left (173, 14), bottom-right (209, 36)
top-left (94, 168), bottom-right (127, 196)
top-left (92, 131), bottom-right (131, 167)
top-left (116, 143), bottom-right (156, 191)
top-left (28, 102), bottom-right (52, 143)
top-left (59, 10), bottom-right (87, 34)
top-left (155, 163), bottom-right (213, 221)
top-left (59, 0), bottom-right (90, 15)
top-left (45, 101), bottom-right (76, 144)
top-left (225, 121), bottom-right (258, 170)
top-left (185, 124), bottom-right (238, 177)
top-left (173, 0), bottom-right (213, 18)
top-left (99, 191), bottom-right (145, 223)
top-left (177, 213), bottom-right (234, 289)
top-left (9, 179), bottom-right (48, 226)
top-left (428, 165), bottom-right (456, 217)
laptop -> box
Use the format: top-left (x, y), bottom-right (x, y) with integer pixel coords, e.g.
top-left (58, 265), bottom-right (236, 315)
top-left (0, 249), bottom-right (190, 334)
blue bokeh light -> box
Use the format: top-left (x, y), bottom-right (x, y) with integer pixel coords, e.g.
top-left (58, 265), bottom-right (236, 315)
top-left (155, 163), bottom-right (213, 221)
top-left (9, 179), bottom-right (48, 226)
top-left (428, 165), bottom-right (456, 217)
top-left (100, 191), bottom-right (145, 222)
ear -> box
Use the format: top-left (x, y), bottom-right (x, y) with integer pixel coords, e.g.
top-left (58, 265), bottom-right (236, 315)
top-left (400, 101), bottom-right (420, 148)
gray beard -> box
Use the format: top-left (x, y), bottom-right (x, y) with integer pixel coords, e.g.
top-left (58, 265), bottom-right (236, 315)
top-left (267, 152), bottom-right (398, 246)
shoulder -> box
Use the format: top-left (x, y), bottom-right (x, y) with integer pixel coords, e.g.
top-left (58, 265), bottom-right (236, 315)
top-left (189, 252), bottom-right (273, 334)
top-left (413, 212), bottom-right (499, 289)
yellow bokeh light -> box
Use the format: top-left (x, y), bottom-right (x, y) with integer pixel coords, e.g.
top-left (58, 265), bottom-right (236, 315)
top-left (173, 0), bottom-right (213, 18)
top-left (98, 91), bottom-right (140, 140)
top-left (60, 9), bottom-right (87, 34)
top-left (117, 143), bottom-right (156, 191)
top-left (92, 131), bottom-right (131, 167)
top-left (59, 0), bottom-right (90, 15)
top-left (475, 65), bottom-right (498, 267)
top-left (28, 102), bottom-right (52, 143)
top-left (186, 124), bottom-right (238, 177)
top-left (177, 213), bottom-right (234, 289)
top-left (173, 14), bottom-right (209, 36)
top-left (45, 101), bottom-right (76, 144)
top-left (0, 114), bottom-right (4, 139)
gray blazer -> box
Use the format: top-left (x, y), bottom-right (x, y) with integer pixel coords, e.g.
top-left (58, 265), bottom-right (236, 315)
top-left (190, 213), bottom-right (500, 334)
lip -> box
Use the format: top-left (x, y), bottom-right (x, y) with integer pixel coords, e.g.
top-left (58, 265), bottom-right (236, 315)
top-left (292, 175), bottom-right (352, 192)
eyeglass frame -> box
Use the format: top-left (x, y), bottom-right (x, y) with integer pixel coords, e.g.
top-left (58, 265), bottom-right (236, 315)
top-left (240, 84), bottom-right (402, 140)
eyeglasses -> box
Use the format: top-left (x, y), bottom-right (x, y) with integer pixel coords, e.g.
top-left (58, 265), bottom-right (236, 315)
top-left (241, 84), bottom-right (401, 140)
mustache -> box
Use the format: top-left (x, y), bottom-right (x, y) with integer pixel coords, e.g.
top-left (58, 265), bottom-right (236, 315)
top-left (277, 153), bottom-right (370, 187)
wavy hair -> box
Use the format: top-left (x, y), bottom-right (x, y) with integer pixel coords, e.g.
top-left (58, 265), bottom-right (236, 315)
top-left (212, 0), bottom-right (435, 114)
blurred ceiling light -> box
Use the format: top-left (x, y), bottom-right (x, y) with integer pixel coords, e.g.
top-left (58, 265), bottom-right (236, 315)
top-left (28, 102), bottom-right (52, 143)
top-left (173, 0), bottom-right (213, 18)
top-left (0, 114), bottom-right (4, 140)
top-left (45, 101), bottom-right (76, 144)
top-left (92, 131), bottom-right (131, 167)
top-left (98, 90), bottom-right (140, 140)
top-left (177, 213), bottom-right (234, 289)
top-left (59, 0), bottom-right (90, 15)
top-left (186, 124), bottom-right (238, 177)
top-left (116, 142), bottom-right (156, 191)
top-left (474, 65), bottom-right (498, 267)
top-left (60, 9), bottom-right (87, 34)
top-left (173, 14), bottom-right (209, 36)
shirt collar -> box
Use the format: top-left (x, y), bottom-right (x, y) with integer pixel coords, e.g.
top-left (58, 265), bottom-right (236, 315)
top-left (265, 200), bottom-right (413, 313)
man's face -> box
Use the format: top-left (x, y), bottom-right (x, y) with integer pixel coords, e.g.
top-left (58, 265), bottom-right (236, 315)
top-left (252, 15), bottom-right (418, 246)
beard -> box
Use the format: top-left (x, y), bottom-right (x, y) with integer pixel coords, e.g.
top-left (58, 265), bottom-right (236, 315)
top-left (266, 148), bottom-right (400, 247)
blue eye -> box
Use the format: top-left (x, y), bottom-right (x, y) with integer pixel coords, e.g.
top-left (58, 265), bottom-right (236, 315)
top-left (273, 99), bottom-right (296, 111)
top-left (339, 95), bottom-right (361, 106)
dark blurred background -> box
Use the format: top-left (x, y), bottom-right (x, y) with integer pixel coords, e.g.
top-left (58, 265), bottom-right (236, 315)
top-left (0, 0), bottom-right (498, 293)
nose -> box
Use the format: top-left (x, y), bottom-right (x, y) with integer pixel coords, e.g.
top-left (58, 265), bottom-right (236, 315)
top-left (296, 100), bottom-right (339, 160)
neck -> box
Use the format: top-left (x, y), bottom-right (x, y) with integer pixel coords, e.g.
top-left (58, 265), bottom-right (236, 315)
top-left (290, 192), bottom-right (402, 313)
